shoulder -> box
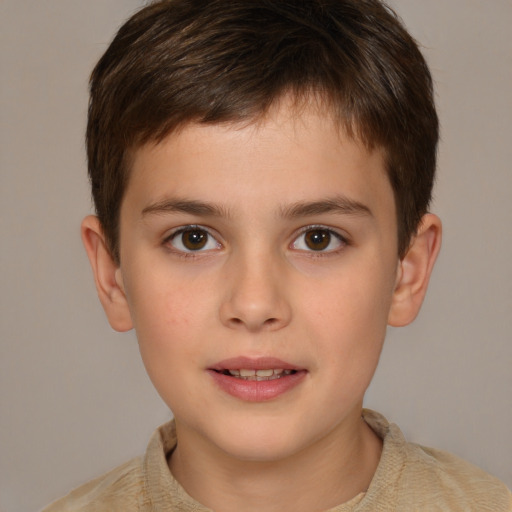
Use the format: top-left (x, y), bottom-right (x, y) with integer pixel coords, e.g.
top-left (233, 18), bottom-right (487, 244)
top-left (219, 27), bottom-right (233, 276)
top-left (398, 441), bottom-right (511, 511)
top-left (40, 456), bottom-right (146, 512)
top-left (41, 420), bottom-right (178, 512)
top-left (362, 410), bottom-right (511, 511)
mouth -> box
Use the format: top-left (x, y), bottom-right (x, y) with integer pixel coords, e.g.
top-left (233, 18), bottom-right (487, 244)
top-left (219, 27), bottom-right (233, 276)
top-left (208, 357), bottom-right (306, 401)
top-left (215, 368), bottom-right (297, 381)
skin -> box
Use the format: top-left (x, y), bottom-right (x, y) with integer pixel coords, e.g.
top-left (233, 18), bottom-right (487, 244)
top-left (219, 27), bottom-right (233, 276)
top-left (82, 99), bottom-right (441, 512)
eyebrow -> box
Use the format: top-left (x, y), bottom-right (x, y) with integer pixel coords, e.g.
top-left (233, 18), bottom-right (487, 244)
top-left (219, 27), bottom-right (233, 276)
top-left (279, 196), bottom-right (373, 219)
top-left (141, 199), bottom-right (231, 218)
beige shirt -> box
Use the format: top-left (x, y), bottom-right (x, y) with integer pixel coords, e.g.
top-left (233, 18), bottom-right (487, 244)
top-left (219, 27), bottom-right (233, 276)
top-left (42, 410), bottom-right (511, 511)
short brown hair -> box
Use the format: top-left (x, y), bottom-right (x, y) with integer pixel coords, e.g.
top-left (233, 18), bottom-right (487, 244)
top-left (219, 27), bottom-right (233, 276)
top-left (87, 0), bottom-right (438, 262)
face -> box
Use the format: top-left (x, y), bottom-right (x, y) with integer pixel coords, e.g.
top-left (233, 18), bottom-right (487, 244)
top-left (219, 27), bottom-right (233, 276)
top-left (116, 101), bottom-right (401, 463)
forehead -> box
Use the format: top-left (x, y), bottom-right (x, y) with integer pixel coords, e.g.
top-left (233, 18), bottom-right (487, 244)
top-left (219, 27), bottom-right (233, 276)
top-left (123, 100), bottom-right (395, 224)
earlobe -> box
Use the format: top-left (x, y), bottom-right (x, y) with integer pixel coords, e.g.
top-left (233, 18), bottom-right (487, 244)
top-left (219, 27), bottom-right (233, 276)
top-left (388, 214), bottom-right (442, 327)
top-left (81, 215), bottom-right (133, 332)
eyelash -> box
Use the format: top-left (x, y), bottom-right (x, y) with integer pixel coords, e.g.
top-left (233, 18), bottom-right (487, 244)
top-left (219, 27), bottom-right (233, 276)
top-left (163, 225), bottom-right (221, 258)
top-left (162, 224), bottom-right (348, 258)
top-left (291, 225), bottom-right (348, 256)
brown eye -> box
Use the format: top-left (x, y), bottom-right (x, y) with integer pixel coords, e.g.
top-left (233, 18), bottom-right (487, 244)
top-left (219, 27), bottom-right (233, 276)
top-left (181, 229), bottom-right (207, 250)
top-left (304, 229), bottom-right (331, 251)
top-left (169, 226), bottom-right (219, 252)
top-left (292, 227), bottom-right (345, 253)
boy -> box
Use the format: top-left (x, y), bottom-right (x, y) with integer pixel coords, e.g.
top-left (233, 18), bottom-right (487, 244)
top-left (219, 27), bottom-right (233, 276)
top-left (43, 0), bottom-right (511, 510)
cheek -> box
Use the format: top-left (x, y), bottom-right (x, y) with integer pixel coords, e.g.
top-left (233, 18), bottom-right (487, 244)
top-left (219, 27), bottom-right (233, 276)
top-left (306, 265), bottom-right (394, 329)
top-left (125, 279), bottom-right (213, 409)
top-left (126, 261), bottom-right (213, 326)
top-left (298, 258), bottom-right (395, 375)
top-left (124, 272), bottom-right (210, 361)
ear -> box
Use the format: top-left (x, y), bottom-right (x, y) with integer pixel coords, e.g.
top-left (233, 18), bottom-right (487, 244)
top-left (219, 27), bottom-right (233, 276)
top-left (388, 213), bottom-right (442, 327)
top-left (81, 215), bottom-right (133, 332)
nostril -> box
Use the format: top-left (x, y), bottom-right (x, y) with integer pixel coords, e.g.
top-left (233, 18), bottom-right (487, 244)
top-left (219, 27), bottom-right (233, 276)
top-left (227, 316), bottom-right (280, 330)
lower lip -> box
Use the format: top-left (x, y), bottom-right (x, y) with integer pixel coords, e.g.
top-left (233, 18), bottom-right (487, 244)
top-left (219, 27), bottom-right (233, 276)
top-left (207, 370), bottom-right (307, 402)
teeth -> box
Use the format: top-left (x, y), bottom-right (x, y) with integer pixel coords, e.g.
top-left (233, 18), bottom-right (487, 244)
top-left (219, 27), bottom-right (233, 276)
top-left (225, 369), bottom-right (294, 381)
top-left (255, 369), bottom-right (273, 377)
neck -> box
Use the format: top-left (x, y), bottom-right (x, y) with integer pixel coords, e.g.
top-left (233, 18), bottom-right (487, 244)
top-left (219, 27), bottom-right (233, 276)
top-left (168, 412), bottom-right (382, 512)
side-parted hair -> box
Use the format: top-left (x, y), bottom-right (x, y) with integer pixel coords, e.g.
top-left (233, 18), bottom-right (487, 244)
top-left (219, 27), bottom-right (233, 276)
top-left (87, 0), bottom-right (438, 262)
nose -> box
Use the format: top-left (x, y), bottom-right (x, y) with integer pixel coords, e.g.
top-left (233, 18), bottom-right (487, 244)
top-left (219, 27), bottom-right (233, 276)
top-left (219, 250), bottom-right (292, 333)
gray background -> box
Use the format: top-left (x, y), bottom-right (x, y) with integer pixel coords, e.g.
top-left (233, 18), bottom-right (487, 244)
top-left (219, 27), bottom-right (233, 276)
top-left (1, 1), bottom-right (511, 511)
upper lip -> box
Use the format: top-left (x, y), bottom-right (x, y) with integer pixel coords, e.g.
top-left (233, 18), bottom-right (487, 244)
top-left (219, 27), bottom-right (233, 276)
top-left (209, 356), bottom-right (303, 371)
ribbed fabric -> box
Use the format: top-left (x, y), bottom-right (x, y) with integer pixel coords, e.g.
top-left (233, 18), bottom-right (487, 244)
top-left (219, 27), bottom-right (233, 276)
top-left (42, 410), bottom-right (511, 511)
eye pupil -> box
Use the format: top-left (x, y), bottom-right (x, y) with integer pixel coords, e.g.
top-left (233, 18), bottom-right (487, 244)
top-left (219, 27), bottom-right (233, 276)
top-left (182, 229), bottom-right (207, 250)
top-left (305, 230), bottom-right (330, 251)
